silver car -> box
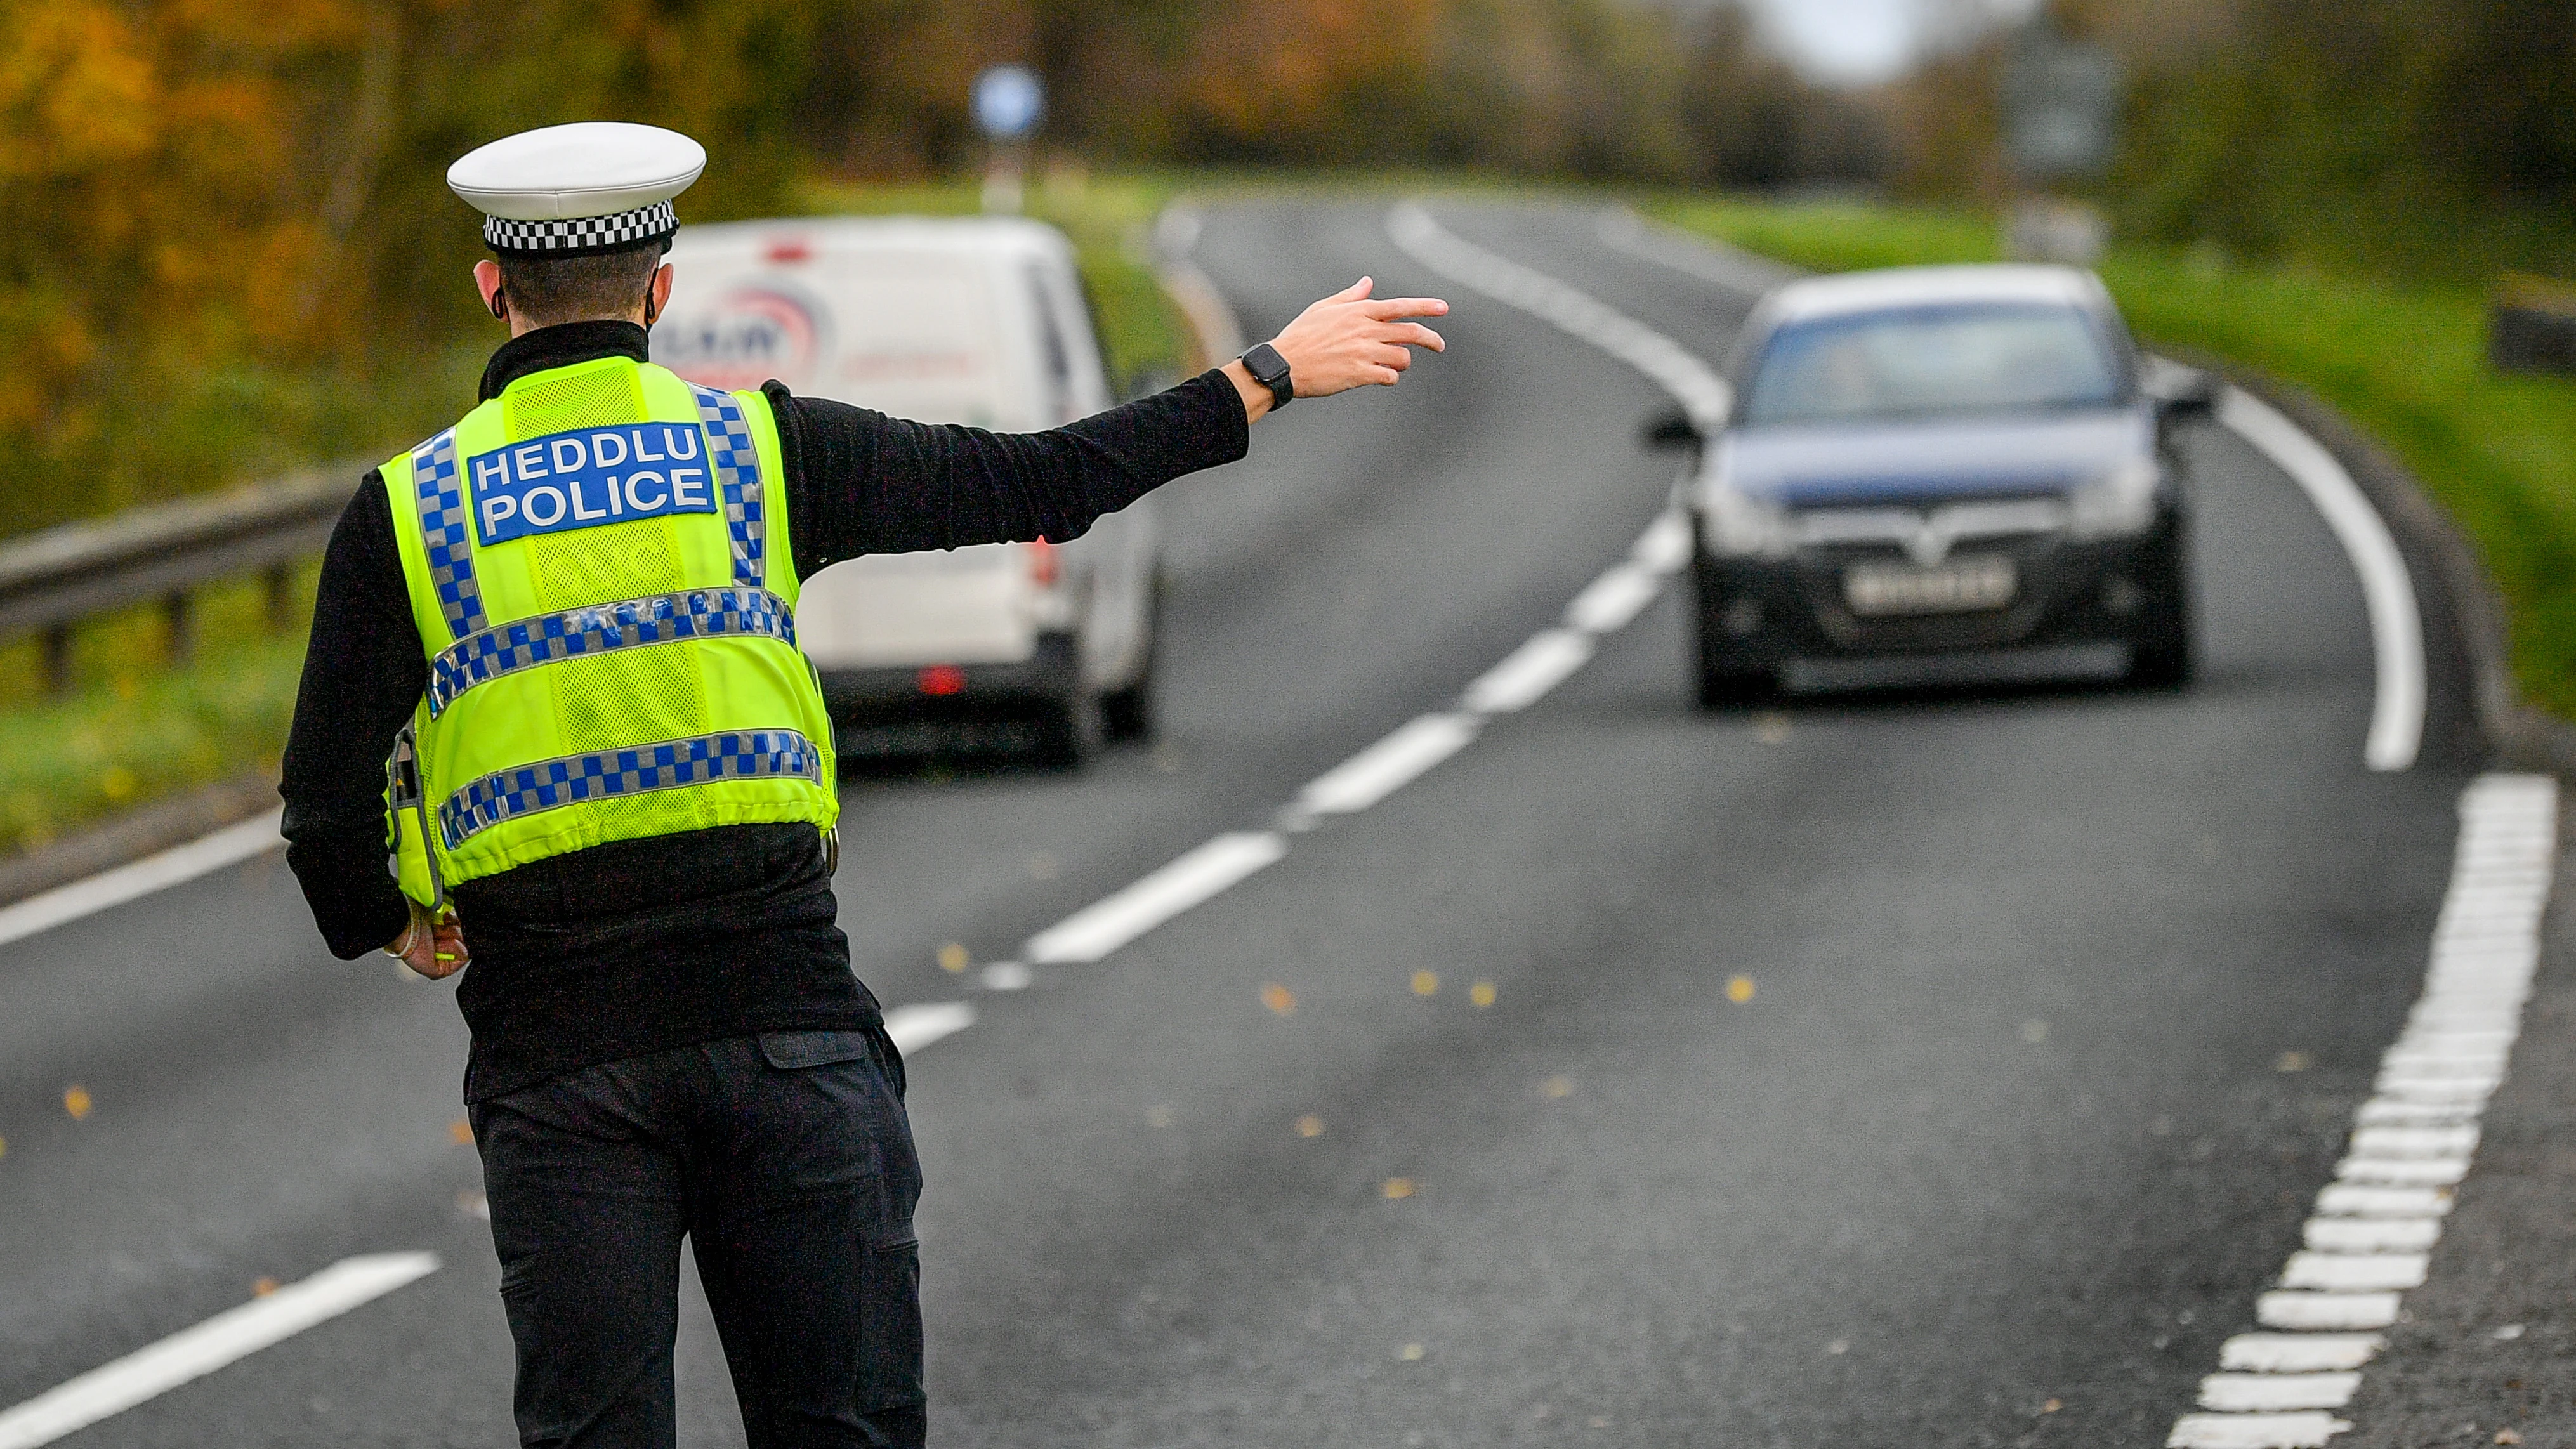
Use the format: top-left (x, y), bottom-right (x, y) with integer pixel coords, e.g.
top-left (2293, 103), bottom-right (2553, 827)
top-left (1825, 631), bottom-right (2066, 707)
top-left (653, 216), bottom-right (1160, 764)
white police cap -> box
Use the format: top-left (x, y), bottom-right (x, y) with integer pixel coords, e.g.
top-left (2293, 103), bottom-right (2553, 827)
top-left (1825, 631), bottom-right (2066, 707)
top-left (447, 122), bottom-right (706, 258)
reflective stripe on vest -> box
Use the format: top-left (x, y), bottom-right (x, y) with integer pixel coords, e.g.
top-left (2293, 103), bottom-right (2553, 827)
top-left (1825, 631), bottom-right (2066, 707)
top-left (426, 586), bottom-right (795, 716)
top-left (439, 728), bottom-right (824, 848)
top-left (407, 428), bottom-right (488, 640)
top-left (692, 384), bottom-right (769, 590)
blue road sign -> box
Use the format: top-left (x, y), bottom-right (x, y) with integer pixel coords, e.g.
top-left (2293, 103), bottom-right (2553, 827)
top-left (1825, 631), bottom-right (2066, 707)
top-left (973, 66), bottom-right (1044, 141)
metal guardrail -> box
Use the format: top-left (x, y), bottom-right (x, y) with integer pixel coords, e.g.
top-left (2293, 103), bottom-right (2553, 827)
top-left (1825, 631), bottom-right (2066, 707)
top-left (0, 462), bottom-right (365, 692)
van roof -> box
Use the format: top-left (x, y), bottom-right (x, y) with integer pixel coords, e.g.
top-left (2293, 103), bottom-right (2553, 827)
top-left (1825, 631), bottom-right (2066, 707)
top-left (669, 214), bottom-right (1074, 261)
top-left (1761, 265), bottom-right (2110, 326)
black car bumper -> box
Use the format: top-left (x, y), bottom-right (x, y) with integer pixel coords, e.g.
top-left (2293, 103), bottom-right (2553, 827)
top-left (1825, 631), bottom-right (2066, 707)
top-left (1693, 521), bottom-right (2183, 672)
top-left (816, 633), bottom-right (1081, 718)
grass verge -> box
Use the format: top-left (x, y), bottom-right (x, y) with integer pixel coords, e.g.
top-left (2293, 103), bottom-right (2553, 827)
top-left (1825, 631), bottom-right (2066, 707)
top-left (1644, 195), bottom-right (2576, 719)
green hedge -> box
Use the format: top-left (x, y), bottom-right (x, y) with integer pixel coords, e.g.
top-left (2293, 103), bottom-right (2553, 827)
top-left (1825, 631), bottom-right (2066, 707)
top-left (1647, 197), bottom-right (2576, 719)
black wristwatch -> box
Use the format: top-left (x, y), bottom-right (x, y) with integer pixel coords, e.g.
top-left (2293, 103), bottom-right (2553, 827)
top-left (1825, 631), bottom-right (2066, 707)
top-left (1240, 343), bottom-right (1294, 410)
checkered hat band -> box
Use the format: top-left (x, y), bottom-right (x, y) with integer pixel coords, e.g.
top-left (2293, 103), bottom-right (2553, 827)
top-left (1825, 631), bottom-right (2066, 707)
top-left (483, 201), bottom-right (676, 256)
top-left (438, 729), bottom-right (822, 849)
top-left (426, 587), bottom-right (796, 717)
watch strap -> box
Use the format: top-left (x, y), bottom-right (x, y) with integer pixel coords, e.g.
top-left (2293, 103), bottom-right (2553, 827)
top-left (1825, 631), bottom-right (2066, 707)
top-left (1242, 343), bottom-right (1293, 410)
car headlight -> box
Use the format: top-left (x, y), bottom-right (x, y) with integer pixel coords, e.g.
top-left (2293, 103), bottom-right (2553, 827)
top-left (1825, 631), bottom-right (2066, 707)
top-left (2066, 457), bottom-right (2162, 539)
top-left (1696, 469), bottom-right (1796, 558)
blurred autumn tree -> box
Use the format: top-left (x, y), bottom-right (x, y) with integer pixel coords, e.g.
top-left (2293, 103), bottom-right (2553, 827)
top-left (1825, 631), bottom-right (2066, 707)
top-left (0, 0), bottom-right (1872, 533)
top-left (1883, 0), bottom-right (2576, 281)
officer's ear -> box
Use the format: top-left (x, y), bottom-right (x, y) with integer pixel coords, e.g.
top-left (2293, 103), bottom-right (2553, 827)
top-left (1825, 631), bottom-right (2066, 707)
top-left (474, 260), bottom-right (508, 323)
top-left (645, 263), bottom-right (673, 326)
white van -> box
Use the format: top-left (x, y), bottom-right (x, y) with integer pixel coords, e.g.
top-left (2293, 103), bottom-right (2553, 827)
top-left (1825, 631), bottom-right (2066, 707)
top-left (651, 216), bottom-right (1161, 764)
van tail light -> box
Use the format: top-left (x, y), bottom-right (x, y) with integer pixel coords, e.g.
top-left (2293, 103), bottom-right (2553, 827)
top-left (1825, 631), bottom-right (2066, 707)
top-left (1026, 537), bottom-right (1059, 587)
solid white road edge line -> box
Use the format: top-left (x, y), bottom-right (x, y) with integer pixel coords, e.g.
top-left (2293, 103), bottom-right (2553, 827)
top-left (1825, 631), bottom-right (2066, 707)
top-left (2217, 390), bottom-right (2426, 772)
top-left (0, 808), bottom-right (284, 953)
top-left (1594, 204), bottom-right (2430, 777)
top-left (0, 1252), bottom-right (440, 1449)
top-left (1153, 208), bottom-right (1249, 362)
top-left (2167, 773), bottom-right (2556, 1449)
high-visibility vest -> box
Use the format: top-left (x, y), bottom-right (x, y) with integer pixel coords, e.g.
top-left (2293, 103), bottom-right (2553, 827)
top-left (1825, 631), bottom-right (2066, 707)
top-left (379, 354), bottom-right (837, 907)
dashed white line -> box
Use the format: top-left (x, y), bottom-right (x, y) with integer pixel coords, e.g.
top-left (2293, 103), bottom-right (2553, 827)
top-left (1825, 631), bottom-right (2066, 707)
top-left (1295, 714), bottom-right (1481, 818)
top-left (2219, 1335), bottom-right (2383, 1374)
top-left (1565, 565), bottom-right (1662, 634)
top-left (0, 809), bottom-right (283, 952)
top-left (883, 1002), bottom-right (977, 1054)
top-left (0, 1252), bottom-right (440, 1449)
top-left (1463, 630), bottom-right (1596, 715)
top-left (1023, 832), bottom-right (1289, 966)
top-left (2169, 773), bottom-right (2557, 1448)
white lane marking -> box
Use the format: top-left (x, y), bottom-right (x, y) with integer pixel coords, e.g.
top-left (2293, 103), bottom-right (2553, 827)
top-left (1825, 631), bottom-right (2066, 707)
top-left (2218, 390), bottom-right (2425, 772)
top-left (2255, 1292), bottom-right (2400, 1331)
top-left (2198, 1372), bottom-right (2362, 1412)
top-left (1629, 509), bottom-right (1692, 574)
top-left (1596, 205), bottom-right (2430, 777)
top-left (0, 1252), bottom-right (438, 1449)
top-left (1024, 832), bottom-right (1289, 965)
top-left (1388, 202), bottom-right (1733, 429)
top-left (2169, 1410), bottom-right (2353, 1448)
top-left (2219, 1335), bottom-right (2382, 1374)
top-left (1296, 714), bottom-right (1480, 818)
top-left (2171, 775), bottom-right (2556, 1446)
top-left (2313, 1184), bottom-right (2451, 1219)
top-left (2279, 1252), bottom-right (2427, 1292)
top-left (883, 1002), bottom-right (976, 1054)
top-left (1463, 630), bottom-right (1596, 714)
top-left (1565, 565), bottom-right (1662, 634)
top-left (0, 809), bottom-right (282, 952)
top-left (2304, 1217), bottom-right (2439, 1253)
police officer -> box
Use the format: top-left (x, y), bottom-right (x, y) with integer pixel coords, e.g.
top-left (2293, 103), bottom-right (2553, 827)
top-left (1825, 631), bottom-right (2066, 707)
top-left (278, 122), bottom-right (1445, 1448)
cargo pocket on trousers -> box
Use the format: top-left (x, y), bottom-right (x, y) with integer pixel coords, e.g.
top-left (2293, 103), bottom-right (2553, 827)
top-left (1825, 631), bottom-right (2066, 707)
top-left (756, 1029), bottom-right (877, 1070)
top-left (858, 1230), bottom-right (926, 1413)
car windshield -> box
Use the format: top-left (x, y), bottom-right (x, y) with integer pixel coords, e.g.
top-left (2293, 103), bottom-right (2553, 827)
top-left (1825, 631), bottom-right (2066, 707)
top-left (1739, 303), bottom-right (2122, 426)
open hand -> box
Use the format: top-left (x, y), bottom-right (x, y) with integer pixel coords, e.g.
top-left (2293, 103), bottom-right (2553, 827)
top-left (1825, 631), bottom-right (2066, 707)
top-left (390, 903), bottom-right (470, 980)
top-left (1231, 278), bottom-right (1449, 419)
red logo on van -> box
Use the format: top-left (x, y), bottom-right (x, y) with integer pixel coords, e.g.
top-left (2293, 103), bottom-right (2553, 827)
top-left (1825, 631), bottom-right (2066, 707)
top-left (654, 285), bottom-right (828, 391)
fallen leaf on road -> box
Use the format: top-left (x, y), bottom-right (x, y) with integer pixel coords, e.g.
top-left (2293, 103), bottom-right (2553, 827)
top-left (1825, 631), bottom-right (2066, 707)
top-left (1146, 1105), bottom-right (1175, 1128)
top-left (1412, 971), bottom-right (1439, 997)
top-left (1263, 983), bottom-right (1297, 1015)
top-left (2495, 1431), bottom-right (2521, 1446)
top-left (1753, 713), bottom-right (1790, 744)
top-left (2277, 1050), bottom-right (2312, 1072)
top-left (1726, 976), bottom-right (1755, 1004)
top-left (1826, 1338), bottom-right (1848, 1355)
top-left (1295, 1115), bottom-right (1325, 1138)
top-left (252, 1277), bottom-right (279, 1297)
top-left (1398, 1343), bottom-right (1424, 1360)
top-left (62, 1086), bottom-right (90, 1120)
top-left (938, 943), bottom-right (970, 973)
top-left (2041, 1399), bottom-right (2061, 1413)
top-left (1382, 1177), bottom-right (1414, 1199)
top-left (1540, 1076), bottom-right (1574, 1099)
top-left (450, 1120), bottom-right (474, 1146)
top-left (1470, 981), bottom-right (1497, 1007)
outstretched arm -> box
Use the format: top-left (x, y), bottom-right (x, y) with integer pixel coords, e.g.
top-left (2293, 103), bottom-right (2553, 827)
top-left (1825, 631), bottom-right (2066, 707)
top-left (777, 277), bottom-right (1452, 572)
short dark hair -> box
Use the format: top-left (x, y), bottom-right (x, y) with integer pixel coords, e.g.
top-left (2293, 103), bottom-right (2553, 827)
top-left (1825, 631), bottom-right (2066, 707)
top-left (495, 242), bottom-right (664, 327)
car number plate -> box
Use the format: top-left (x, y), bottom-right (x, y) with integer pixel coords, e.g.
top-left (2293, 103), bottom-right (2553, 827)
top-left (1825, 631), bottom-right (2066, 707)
top-left (1843, 556), bottom-right (2018, 616)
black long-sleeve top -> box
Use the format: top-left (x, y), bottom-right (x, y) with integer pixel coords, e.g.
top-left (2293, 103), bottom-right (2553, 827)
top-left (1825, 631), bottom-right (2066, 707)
top-left (282, 321), bottom-right (1248, 1101)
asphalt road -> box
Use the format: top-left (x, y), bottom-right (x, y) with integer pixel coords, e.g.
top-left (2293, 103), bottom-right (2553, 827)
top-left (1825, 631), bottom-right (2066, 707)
top-left (0, 198), bottom-right (2485, 1447)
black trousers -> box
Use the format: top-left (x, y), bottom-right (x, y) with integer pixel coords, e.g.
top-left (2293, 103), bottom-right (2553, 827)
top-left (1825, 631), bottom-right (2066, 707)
top-left (470, 1030), bottom-right (925, 1448)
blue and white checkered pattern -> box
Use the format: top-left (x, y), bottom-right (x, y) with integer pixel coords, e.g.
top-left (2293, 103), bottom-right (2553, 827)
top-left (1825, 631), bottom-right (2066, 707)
top-left (438, 728), bottom-right (820, 849)
top-left (690, 385), bottom-right (766, 588)
top-left (426, 586), bottom-right (796, 716)
top-left (409, 429), bottom-right (487, 640)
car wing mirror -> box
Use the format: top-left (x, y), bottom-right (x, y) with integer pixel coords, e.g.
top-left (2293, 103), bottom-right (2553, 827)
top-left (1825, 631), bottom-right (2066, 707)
top-left (1643, 407), bottom-right (1705, 450)
top-left (2148, 365), bottom-right (2221, 423)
